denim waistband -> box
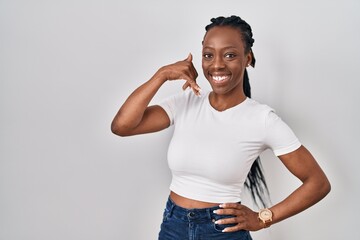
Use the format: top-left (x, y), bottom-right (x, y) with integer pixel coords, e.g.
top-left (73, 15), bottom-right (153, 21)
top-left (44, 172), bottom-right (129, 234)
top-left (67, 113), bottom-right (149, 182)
top-left (165, 197), bottom-right (225, 223)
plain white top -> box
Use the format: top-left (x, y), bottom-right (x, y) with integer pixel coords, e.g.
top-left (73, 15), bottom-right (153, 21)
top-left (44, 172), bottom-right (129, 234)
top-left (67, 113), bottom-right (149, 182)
top-left (158, 89), bottom-right (301, 203)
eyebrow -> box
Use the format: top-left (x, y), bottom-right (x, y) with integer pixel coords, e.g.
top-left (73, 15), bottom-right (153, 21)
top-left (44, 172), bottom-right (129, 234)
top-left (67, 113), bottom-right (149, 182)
top-left (202, 46), bottom-right (240, 51)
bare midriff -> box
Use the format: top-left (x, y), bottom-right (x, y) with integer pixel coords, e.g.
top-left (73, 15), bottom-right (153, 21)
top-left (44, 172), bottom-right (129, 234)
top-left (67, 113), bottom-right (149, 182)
top-left (170, 191), bottom-right (220, 209)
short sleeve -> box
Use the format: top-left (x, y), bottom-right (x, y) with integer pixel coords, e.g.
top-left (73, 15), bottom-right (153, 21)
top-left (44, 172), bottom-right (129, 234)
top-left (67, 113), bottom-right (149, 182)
top-left (264, 111), bottom-right (301, 156)
top-left (157, 91), bottom-right (185, 126)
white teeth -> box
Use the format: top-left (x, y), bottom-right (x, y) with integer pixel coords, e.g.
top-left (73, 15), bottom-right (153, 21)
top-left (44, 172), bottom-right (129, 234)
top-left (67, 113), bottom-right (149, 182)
top-left (212, 75), bottom-right (228, 82)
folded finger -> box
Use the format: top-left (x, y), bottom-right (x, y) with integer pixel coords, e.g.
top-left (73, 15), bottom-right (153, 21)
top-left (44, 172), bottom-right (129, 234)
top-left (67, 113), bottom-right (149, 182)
top-left (182, 81), bottom-right (190, 90)
top-left (181, 78), bottom-right (201, 96)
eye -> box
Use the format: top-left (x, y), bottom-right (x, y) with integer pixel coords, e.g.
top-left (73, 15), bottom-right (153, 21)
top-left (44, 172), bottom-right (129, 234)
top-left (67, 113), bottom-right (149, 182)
top-left (202, 53), bottom-right (213, 60)
top-left (225, 53), bottom-right (236, 59)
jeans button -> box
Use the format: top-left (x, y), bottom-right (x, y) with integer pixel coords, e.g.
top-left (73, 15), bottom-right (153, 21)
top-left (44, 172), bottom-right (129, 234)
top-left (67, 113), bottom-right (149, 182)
top-left (188, 212), bottom-right (195, 218)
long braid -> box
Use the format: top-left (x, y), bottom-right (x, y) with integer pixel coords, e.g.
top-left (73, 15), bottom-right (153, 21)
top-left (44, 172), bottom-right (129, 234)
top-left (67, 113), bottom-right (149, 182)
top-left (205, 16), bottom-right (270, 207)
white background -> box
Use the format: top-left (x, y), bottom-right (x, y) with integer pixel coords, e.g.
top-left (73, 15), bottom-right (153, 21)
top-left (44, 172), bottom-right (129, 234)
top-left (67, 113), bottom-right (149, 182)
top-left (1, 0), bottom-right (359, 239)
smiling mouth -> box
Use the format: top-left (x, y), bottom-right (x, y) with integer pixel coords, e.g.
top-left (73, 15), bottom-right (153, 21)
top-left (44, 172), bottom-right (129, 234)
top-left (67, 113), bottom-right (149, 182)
top-left (210, 74), bottom-right (230, 83)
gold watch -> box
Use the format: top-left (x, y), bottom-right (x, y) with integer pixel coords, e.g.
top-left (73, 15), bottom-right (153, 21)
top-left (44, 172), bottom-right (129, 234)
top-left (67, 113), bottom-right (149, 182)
top-left (258, 208), bottom-right (273, 228)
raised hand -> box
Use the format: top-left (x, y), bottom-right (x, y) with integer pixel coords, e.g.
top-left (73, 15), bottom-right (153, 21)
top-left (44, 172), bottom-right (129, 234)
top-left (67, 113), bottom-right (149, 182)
top-left (156, 53), bottom-right (201, 96)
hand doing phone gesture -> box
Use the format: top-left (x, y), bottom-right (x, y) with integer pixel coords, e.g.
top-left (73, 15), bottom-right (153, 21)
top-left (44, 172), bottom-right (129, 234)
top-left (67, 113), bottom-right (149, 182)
top-left (156, 53), bottom-right (201, 96)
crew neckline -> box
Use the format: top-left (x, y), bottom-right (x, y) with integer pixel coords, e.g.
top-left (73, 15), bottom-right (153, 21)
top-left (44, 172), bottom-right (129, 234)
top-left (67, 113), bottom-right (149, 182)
top-left (205, 91), bottom-right (249, 113)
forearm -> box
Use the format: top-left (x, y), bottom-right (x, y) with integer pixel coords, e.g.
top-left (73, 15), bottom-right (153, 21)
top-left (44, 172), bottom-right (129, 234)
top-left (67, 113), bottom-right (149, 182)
top-left (269, 175), bottom-right (330, 225)
top-left (111, 54), bottom-right (199, 136)
top-left (211, 176), bottom-right (329, 233)
top-left (111, 72), bottom-right (166, 133)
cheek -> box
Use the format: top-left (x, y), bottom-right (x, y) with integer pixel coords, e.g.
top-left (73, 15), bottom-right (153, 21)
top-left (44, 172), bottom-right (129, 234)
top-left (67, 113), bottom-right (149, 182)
top-left (201, 62), bottom-right (208, 74)
top-left (229, 61), bottom-right (245, 73)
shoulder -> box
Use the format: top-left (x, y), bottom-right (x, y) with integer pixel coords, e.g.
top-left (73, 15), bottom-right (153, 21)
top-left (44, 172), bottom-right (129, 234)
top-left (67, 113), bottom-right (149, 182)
top-left (157, 89), bottom-right (209, 122)
top-left (242, 98), bottom-right (274, 118)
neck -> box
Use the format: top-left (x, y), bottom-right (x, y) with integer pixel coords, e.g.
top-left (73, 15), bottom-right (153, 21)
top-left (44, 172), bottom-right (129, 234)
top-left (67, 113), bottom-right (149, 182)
top-left (209, 91), bottom-right (247, 111)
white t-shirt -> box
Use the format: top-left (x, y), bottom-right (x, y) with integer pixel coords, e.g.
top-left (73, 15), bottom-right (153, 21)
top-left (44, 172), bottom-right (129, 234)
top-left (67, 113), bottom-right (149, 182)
top-left (158, 89), bottom-right (301, 203)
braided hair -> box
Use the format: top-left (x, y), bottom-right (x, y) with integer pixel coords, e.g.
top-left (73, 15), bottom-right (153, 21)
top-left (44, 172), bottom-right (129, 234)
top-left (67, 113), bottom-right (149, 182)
top-left (205, 16), bottom-right (270, 207)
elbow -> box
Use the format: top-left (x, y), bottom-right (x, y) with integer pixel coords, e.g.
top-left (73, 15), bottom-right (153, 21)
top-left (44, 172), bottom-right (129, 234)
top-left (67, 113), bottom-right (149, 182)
top-left (318, 176), bottom-right (331, 200)
top-left (110, 121), bottom-right (121, 136)
top-left (111, 120), bottom-right (131, 137)
top-left (323, 178), bottom-right (331, 197)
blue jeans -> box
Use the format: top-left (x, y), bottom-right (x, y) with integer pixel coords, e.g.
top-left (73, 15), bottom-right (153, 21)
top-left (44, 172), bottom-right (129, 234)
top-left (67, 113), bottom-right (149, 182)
top-left (158, 197), bottom-right (252, 240)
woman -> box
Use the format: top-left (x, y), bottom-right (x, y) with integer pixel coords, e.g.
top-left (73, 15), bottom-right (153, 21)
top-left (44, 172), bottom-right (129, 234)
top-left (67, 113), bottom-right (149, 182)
top-left (111, 16), bottom-right (331, 240)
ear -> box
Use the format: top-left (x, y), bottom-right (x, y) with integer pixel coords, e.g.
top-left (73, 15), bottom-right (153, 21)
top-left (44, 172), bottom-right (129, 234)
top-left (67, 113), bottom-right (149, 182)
top-left (246, 51), bottom-right (252, 67)
top-left (248, 50), bottom-right (256, 68)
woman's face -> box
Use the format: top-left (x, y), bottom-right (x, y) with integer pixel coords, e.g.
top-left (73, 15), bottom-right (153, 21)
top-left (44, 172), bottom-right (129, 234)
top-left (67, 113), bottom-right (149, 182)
top-left (202, 26), bottom-right (251, 96)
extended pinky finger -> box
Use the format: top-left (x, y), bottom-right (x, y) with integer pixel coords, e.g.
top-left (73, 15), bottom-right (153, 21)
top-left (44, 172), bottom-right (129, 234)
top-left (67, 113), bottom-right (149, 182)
top-left (191, 84), bottom-right (202, 96)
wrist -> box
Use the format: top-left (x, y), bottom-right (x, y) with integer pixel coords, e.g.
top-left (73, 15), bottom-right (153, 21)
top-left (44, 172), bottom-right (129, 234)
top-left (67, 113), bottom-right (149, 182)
top-left (153, 67), bottom-right (169, 84)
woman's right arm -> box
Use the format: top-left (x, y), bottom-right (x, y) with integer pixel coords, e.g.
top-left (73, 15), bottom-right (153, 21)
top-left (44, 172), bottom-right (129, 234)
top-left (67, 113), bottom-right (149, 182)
top-left (111, 54), bottom-right (200, 136)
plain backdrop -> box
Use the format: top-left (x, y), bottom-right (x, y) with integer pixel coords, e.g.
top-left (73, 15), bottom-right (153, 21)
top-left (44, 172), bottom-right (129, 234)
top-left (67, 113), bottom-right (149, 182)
top-left (1, 0), bottom-right (359, 239)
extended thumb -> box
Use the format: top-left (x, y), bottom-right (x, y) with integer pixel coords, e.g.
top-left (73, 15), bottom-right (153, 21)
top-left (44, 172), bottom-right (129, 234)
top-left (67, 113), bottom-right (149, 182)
top-left (185, 53), bottom-right (192, 62)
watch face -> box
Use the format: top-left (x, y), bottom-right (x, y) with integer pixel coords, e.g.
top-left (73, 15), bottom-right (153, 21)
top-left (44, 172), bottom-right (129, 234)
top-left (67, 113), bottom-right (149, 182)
top-left (259, 209), bottom-right (272, 221)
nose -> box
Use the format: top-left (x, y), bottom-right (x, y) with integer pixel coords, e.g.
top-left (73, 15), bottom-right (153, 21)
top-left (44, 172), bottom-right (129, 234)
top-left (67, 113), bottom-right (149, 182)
top-left (213, 56), bottom-right (225, 70)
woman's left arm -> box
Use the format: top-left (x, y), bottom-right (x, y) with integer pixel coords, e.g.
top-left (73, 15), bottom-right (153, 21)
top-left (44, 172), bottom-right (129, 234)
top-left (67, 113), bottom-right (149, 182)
top-left (215, 145), bottom-right (331, 232)
top-left (266, 145), bottom-right (331, 224)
